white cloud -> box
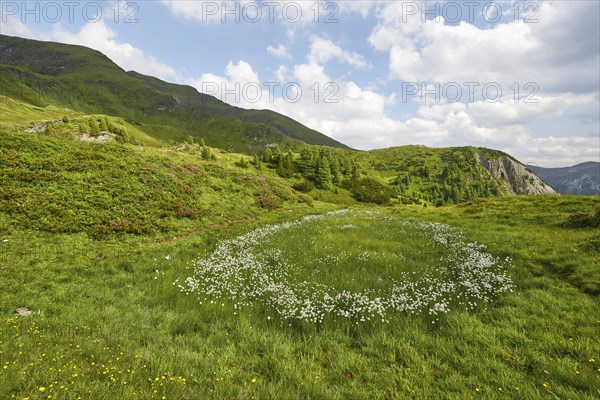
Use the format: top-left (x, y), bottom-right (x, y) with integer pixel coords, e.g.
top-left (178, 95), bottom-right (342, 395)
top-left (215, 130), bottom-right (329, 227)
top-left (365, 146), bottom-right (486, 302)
top-left (0, 14), bottom-right (38, 39)
top-left (186, 56), bottom-right (448, 150)
top-left (516, 136), bottom-right (600, 167)
top-left (50, 21), bottom-right (180, 82)
top-left (370, 1), bottom-right (599, 95)
top-left (365, 1), bottom-right (599, 164)
top-left (308, 37), bottom-right (369, 69)
top-left (267, 44), bottom-right (291, 59)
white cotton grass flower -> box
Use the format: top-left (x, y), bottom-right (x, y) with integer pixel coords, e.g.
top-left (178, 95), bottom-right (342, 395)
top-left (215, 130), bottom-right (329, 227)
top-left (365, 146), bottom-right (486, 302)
top-left (175, 210), bottom-right (514, 325)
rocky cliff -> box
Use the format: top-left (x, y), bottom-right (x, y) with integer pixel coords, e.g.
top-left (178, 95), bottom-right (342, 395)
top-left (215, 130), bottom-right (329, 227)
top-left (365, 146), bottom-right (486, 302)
top-left (479, 153), bottom-right (557, 195)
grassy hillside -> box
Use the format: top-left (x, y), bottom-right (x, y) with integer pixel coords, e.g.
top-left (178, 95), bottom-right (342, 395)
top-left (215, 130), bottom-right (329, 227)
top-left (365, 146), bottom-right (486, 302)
top-left (1, 84), bottom-right (599, 399)
top-left (0, 131), bottom-right (315, 239)
top-left (1, 195), bottom-right (598, 399)
top-left (128, 71), bottom-right (349, 149)
top-left (0, 34), bottom-right (346, 152)
top-left (350, 145), bottom-right (538, 205)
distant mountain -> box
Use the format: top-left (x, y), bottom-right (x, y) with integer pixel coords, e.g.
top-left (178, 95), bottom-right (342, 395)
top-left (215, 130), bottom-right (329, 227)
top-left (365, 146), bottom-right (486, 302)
top-left (527, 162), bottom-right (600, 195)
top-left (0, 34), bottom-right (348, 152)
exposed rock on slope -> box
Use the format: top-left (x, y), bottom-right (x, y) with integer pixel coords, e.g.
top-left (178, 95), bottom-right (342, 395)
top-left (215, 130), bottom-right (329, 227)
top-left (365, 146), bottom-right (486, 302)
top-left (480, 153), bottom-right (557, 195)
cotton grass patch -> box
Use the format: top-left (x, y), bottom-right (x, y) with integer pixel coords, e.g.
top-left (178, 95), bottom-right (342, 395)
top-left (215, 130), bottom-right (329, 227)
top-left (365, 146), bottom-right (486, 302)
top-left (176, 210), bottom-right (514, 324)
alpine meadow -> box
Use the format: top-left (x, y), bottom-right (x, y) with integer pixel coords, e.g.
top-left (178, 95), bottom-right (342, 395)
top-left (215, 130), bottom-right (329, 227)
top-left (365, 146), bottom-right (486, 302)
top-left (1, 2), bottom-right (599, 400)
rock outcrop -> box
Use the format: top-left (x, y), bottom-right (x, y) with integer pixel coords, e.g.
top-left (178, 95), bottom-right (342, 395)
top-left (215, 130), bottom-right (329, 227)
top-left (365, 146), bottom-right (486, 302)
top-left (479, 153), bottom-right (557, 195)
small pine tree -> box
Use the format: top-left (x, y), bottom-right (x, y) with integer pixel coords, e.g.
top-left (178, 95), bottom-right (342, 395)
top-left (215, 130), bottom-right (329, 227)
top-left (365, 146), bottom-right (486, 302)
top-left (277, 152), bottom-right (295, 178)
top-left (235, 157), bottom-right (250, 169)
top-left (99, 116), bottom-right (108, 132)
top-left (201, 145), bottom-right (212, 160)
top-left (329, 157), bottom-right (342, 185)
top-left (200, 138), bottom-right (206, 147)
top-left (262, 148), bottom-right (273, 163)
top-left (252, 154), bottom-right (262, 170)
top-left (185, 135), bottom-right (195, 145)
top-left (315, 157), bottom-right (333, 189)
top-left (89, 117), bottom-right (100, 136)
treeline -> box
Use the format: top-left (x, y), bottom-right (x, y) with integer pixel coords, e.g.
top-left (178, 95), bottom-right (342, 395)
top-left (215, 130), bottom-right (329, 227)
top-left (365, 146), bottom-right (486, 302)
top-left (253, 147), bottom-right (396, 205)
top-left (228, 145), bottom-right (505, 206)
top-left (391, 149), bottom-right (501, 206)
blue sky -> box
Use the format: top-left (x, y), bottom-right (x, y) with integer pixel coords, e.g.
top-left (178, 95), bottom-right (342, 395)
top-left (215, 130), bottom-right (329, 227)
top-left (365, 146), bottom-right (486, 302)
top-left (2, 0), bottom-right (599, 166)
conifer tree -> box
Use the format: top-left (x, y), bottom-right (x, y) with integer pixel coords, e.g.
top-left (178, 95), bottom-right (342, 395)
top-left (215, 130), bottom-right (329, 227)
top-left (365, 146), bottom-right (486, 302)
top-left (89, 116), bottom-right (100, 136)
top-left (99, 116), bottom-right (108, 131)
top-left (262, 148), bottom-right (272, 163)
top-left (315, 157), bottom-right (333, 189)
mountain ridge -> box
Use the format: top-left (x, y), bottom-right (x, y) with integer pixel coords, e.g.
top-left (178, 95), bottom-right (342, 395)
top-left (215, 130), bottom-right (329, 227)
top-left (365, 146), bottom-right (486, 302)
top-left (0, 34), bottom-right (347, 151)
top-left (0, 34), bottom-right (561, 201)
top-left (527, 162), bottom-right (600, 195)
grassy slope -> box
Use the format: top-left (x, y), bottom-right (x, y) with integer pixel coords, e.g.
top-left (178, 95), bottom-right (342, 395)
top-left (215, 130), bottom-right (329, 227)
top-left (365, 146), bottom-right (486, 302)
top-left (0, 133), bottom-right (312, 240)
top-left (0, 197), bottom-right (598, 399)
top-left (0, 34), bottom-right (346, 152)
top-left (128, 71), bottom-right (350, 149)
top-left (362, 146), bottom-right (507, 201)
top-left (1, 39), bottom-right (599, 398)
top-left (1, 103), bottom-right (599, 398)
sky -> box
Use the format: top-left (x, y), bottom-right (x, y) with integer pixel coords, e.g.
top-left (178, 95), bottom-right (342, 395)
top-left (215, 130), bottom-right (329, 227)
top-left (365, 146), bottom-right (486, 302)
top-left (1, 0), bottom-right (599, 167)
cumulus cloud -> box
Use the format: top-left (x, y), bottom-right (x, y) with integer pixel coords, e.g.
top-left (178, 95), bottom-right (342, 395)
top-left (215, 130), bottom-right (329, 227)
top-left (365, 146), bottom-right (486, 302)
top-left (51, 21), bottom-right (180, 81)
top-left (370, 1), bottom-right (599, 95)
top-left (267, 44), bottom-right (291, 59)
top-left (186, 56), bottom-right (447, 150)
top-left (0, 14), bottom-right (39, 39)
top-left (514, 136), bottom-right (600, 167)
top-left (366, 0), bottom-right (599, 164)
top-left (308, 37), bottom-right (369, 69)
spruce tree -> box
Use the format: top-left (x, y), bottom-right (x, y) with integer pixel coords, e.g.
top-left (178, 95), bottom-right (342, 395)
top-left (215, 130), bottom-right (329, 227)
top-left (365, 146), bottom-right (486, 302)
top-left (329, 157), bottom-right (342, 185)
top-left (315, 157), bottom-right (333, 189)
top-left (99, 116), bottom-right (108, 132)
top-left (201, 146), bottom-right (212, 160)
top-left (89, 116), bottom-right (100, 136)
top-left (262, 148), bottom-right (272, 163)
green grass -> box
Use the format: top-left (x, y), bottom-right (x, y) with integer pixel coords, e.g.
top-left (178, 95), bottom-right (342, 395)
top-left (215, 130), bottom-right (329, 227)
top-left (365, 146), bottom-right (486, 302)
top-left (0, 129), bottom-right (312, 239)
top-left (0, 34), bottom-right (346, 152)
top-left (1, 196), bottom-right (599, 399)
top-left (1, 67), bottom-right (599, 398)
